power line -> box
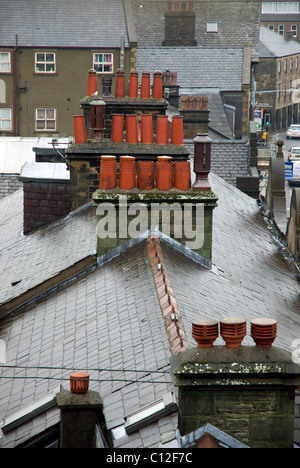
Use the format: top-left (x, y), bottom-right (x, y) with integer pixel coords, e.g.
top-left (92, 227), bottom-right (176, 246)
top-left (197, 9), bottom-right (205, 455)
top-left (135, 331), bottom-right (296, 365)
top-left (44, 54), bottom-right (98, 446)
top-left (0, 364), bottom-right (171, 374)
top-left (0, 364), bottom-right (174, 385)
top-left (0, 375), bottom-right (174, 384)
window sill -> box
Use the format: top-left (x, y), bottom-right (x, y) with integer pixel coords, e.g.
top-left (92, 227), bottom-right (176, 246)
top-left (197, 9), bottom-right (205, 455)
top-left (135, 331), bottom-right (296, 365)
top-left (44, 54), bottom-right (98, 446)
top-left (33, 73), bottom-right (58, 77)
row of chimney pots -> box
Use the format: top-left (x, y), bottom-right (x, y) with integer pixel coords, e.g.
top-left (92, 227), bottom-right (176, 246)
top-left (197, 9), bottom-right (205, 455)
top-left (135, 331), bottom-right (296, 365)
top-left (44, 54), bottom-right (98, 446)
top-left (192, 317), bottom-right (278, 349)
top-left (99, 155), bottom-right (191, 191)
top-left (73, 113), bottom-right (184, 146)
top-left (88, 68), bottom-right (167, 100)
top-left (73, 68), bottom-right (184, 145)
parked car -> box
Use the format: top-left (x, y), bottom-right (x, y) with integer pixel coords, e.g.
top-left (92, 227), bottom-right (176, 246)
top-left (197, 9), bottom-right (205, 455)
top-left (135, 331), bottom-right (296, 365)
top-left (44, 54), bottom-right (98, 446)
top-left (288, 160), bottom-right (300, 186)
top-left (286, 124), bottom-right (300, 139)
top-left (288, 147), bottom-right (300, 161)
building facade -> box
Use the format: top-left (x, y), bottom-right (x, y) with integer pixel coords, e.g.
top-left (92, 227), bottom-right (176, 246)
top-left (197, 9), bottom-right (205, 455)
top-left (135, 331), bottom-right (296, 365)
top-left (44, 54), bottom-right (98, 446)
top-left (261, 0), bottom-right (300, 42)
top-left (0, 0), bottom-right (136, 138)
top-left (256, 26), bottom-right (300, 131)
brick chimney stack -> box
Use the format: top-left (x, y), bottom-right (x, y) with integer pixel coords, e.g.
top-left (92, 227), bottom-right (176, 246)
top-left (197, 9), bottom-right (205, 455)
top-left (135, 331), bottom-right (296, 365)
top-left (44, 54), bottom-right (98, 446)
top-left (19, 162), bottom-right (70, 234)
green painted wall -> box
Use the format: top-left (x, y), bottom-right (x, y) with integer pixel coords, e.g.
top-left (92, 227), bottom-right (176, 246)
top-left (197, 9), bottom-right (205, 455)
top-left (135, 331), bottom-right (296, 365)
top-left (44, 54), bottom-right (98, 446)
top-left (0, 46), bottom-right (132, 137)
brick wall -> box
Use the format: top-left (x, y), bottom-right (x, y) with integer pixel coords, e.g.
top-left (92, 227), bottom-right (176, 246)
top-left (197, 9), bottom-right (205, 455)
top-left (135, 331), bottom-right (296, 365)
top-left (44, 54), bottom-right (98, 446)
top-left (23, 182), bottom-right (70, 234)
top-left (0, 174), bottom-right (22, 199)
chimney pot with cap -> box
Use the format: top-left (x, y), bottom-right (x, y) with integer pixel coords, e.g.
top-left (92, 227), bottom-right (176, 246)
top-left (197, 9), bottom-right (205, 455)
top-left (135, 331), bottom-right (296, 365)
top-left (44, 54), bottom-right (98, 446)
top-left (57, 371), bottom-right (106, 448)
top-left (192, 133), bottom-right (211, 191)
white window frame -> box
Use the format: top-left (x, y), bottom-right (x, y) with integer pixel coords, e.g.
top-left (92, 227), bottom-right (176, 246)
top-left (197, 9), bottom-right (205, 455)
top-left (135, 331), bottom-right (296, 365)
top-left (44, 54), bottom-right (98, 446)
top-left (93, 53), bottom-right (113, 74)
top-left (291, 25), bottom-right (297, 37)
top-left (0, 107), bottom-right (12, 130)
top-left (35, 107), bottom-right (56, 131)
top-left (206, 22), bottom-right (218, 33)
top-left (262, 2), bottom-right (300, 13)
top-left (0, 52), bottom-right (11, 73)
top-left (35, 52), bottom-right (56, 73)
top-left (278, 24), bottom-right (284, 36)
top-left (268, 24), bottom-right (274, 31)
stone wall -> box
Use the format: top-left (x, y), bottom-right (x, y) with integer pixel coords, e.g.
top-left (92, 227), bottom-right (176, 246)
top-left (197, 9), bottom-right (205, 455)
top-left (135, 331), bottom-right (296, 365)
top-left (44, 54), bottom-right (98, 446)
top-left (171, 346), bottom-right (300, 448)
top-left (93, 189), bottom-right (218, 263)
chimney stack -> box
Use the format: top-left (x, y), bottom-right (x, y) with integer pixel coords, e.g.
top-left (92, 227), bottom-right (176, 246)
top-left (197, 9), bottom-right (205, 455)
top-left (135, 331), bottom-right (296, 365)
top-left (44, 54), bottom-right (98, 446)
top-left (171, 319), bottom-right (300, 448)
top-left (171, 345), bottom-right (300, 448)
top-left (57, 372), bottom-right (105, 448)
top-left (19, 162), bottom-right (70, 234)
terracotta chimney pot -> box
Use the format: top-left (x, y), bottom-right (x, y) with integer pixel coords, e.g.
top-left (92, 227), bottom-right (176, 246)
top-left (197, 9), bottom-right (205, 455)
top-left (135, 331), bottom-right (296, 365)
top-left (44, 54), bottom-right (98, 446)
top-left (88, 69), bottom-right (97, 97)
top-left (129, 69), bottom-right (139, 98)
top-left (171, 115), bottom-right (184, 145)
top-left (250, 318), bottom-right (277, 348)
top-left (141, 114), bottom-right (153, 144)
top-left (141, 70), bottom-right (151, 98)
top-left (152, 70), bottom-right (163, 99)
top-left (156, 156), bottom-right (173, 191)
top-left (220, 317), bottom-right (247, 348)
top-left (174, 161), bottom-right (191, 190)
top-left (119, 156), bottom-right (136, 190)
top-left (126, 114), bottom-right (138, 144)
top-left (73, 115), bottom-right (87, 144)
top-left (99, 155), bottom-right (117, 189)
top-left (192, 319), bottom-right (218, 348)
top-left (115, 68), bottom-right (125, 98)
top-left (156, 115), bottom-right (169, 145)
top-left (137, 161), bottom-right (154, 190)
top-left (111, 114), bottom-right (124, 142)
top-left (70, 371), bottom-right (90, 394)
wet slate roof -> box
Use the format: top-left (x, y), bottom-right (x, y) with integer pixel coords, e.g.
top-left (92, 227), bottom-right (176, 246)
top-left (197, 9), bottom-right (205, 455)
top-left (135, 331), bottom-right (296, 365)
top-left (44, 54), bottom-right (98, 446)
top-left (0, 171), bottom-right (299, 448)
top-left (259, 25), bottom-right (300, 58)
top-left (136, 47), bottom-right (244, 91)
top-left (0, 0), bottom-right (129, 48)
top-left (0, 191), bottom-right (97, 313)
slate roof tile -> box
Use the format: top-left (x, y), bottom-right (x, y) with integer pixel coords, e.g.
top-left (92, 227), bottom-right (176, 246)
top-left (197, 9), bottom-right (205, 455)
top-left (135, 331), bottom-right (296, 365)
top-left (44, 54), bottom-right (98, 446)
top-left (0, 0), bottom-right (129, 48)
top-left (259, 25), bottom-right (300, 58)
top-left (136, 47), bottom-right (244, 91)
top-left (0, 190), bottom-right (97, 311)
top-left (0, 172), bottom-right (299, 448)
